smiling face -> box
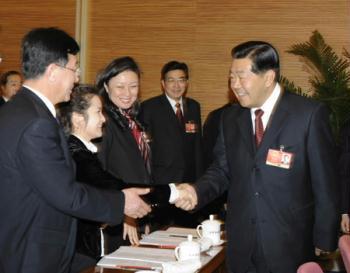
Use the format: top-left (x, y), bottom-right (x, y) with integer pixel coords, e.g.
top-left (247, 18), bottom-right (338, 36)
top-left (106, 70), bottom-right (139, 110)
top-left (1, 73), bottom-right (22, 99)
top-left (161, 69), bottom-right (188, 102)
top-left (76, 95), bottom-right (106, 141)
top-left (229, 57), bottom-right (275, 108)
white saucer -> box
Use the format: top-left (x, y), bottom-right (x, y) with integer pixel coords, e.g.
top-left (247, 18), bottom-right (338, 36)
top-left (212, 239), bottom-right (225, 246)
top-left (135, 271), bottom-right (159, 273)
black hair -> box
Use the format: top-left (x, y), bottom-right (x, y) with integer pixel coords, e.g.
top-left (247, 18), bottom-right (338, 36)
top-left (96, 56), bottom-right (144, 131)
top-left (0, 71), bottom-right (21, 86)
top-left (231, 41), bottom-right (280, 82)
top-left (57, 84), bottom-right (99, 136)
top-left (161, 60), bottom-right (189, 80)
top-left (21, 27), bottom-right (80, 79)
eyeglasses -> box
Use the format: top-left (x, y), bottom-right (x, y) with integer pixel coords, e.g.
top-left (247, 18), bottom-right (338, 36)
top-left (55, 63), bottom-right (81, 76)
top-left (165, 77), bottom-right (188, 85)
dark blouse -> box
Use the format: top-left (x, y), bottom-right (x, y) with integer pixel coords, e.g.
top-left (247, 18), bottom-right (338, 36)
top-left (69, 135), bottom-right (123, 260)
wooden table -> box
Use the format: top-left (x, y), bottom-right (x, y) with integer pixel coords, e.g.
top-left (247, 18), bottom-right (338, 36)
top-left (81, 246), bottom-right (226, 273)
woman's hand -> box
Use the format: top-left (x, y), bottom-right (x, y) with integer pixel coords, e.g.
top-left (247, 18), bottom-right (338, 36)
top-left (341, 214), bottom-right (350, 233)
top-left (123, 215), bottom-right (139, 245)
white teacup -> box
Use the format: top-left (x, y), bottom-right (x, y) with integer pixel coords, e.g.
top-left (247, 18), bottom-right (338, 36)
top-left (174, 235), bottom-right (200, 261)
top-left (196, 215), bottom-right (221, 245)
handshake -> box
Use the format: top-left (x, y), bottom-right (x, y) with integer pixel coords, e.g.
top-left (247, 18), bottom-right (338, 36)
top-left (173, 183), bottom-right (198, 211)
top-left (122, 183), bottom-right (198, 219)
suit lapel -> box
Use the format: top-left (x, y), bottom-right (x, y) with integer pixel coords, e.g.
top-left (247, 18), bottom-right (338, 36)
top-left (160, 95), bottom-right (184, 134)
top-left (22, 88), bottom-right (74, 166)
top-left (257, 92), bottom-right (290, 156)
top-left (237, 107), bottom-right (255, 157)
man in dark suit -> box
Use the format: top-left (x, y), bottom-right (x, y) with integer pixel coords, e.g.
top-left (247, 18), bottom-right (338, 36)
top-left (175, 41), bottom-right (339, 273)
top-left (140, 61), bottom-right (203, 226)
top-left (0, 27), bottom-right (151, 273)
top-left (0, 70), bottom-right (22, 106)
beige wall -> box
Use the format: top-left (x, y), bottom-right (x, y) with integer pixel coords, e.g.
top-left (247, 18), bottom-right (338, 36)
top-left (1, 0), bottom-right (349, 120)
top-left (87, 0), bottom-right (350, 120)
top-left (0, 0), bottom-right (76, 74)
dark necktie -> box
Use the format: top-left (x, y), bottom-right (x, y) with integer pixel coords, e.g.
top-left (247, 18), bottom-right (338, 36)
top-left (175, 102), bottom-right (184, 125)
top-left (255, 109), bottom-right (264, 147)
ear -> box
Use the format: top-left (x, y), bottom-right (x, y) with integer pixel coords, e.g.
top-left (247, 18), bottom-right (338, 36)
top-left (264, 70), bottom-right (276, 87)
top-left (161, 80), bottom-right (166, 90)
top-left (46, 63), bottom-right (59, 83)
top-left (71, 112), bottom-right (85, 131)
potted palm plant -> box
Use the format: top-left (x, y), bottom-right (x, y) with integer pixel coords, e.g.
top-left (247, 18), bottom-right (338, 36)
top-left (281, 30), bottom-right (350, 143)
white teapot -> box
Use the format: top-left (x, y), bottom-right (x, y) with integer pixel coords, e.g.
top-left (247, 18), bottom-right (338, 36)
top-left (196, 215), bottom-right (221, 245)
top-left (174, 234), bottom-right (200, 261)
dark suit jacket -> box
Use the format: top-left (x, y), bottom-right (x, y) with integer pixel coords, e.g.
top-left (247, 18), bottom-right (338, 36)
top-left (0, 88), bottom-right (124, 273)
top-left (195, 91), bottom-right (339, 273)
top-left (203, 103), bottom-right (233, 169)
top-left (0, 97), bottom-right (6, 107)
top-left (98, 110), bottom-right (151, 185)
top-left (140, 94), bottom-right (203, 184)
top-left (339, 121), bottom-right (350, 214)
top-left (68, 135), bottom-right (123, 260)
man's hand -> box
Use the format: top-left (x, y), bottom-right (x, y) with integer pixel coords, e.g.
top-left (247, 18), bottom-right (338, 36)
top-left (315, 247), bottom-right (330, 256)
top-left (122, 188), bottom-right (151, 218)
top-left (174, 183), bottom-right (198, 211)
top-left (341, 214), bottom-right (350, 234)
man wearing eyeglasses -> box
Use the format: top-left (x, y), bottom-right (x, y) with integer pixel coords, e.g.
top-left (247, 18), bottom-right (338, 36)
top-left (140, 60), bottom-right (203, 227)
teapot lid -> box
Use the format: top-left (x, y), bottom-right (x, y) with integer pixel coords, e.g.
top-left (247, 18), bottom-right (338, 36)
top-left (202, 214), bottom-right (220, 225)
top-left (179, 234), bottom-right (199, 247)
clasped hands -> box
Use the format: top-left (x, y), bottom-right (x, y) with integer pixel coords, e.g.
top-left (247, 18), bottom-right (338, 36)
top-left (174, 183), bottom-right (198, 211)
top-left (122, 183), bottom-right (198, 220)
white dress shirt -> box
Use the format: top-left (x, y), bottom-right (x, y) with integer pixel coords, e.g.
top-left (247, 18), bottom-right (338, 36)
top-left (165, 94), bottom-right (184, 113)
top-left (250, 83), bottom-right (281, 131)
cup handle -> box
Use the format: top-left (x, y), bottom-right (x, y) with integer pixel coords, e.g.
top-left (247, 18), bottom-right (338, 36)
top-left (174, 246), bottom-right (180, 261)
top-left (196, 225), bottom-right (203, 238)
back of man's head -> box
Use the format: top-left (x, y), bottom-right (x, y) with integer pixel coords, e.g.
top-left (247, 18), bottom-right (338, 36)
top-left (231, 41), bottom-right (280, 82)
top-left (22, 27), bottom-right (80, 80)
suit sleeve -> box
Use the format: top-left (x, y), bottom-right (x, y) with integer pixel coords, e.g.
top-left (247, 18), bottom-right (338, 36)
top-left (308, 104), bottom-right (340, 251)
top-left (194, 102), bottom-right (204, 178)
top-left (339, 123), bottom-right (350, 214)
top-left (195, 114), bottom-right (230, 209)
top-left (17, 118), bottom-right (125, 225)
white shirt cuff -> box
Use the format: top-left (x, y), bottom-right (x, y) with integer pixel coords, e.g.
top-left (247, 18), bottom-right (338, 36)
top-left (169, 183), bottom-right (179, 204)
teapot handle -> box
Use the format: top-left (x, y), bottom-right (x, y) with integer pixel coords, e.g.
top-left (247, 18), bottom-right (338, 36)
top-left (196, 225), bottom-right (203, 238)
top-left (174, 246), bottom-right (180, 260)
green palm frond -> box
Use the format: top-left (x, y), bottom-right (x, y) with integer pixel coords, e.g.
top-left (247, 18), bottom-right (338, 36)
top-left (283, 30), bottom-right (350, 142)
top-left (280, 76), bottom-right (309, 97)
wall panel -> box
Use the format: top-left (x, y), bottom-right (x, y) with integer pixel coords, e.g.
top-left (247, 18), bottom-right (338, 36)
top-left (0, 0), bottom-right (76, 74)
top-left (87, 0), bottom-right (350, 120)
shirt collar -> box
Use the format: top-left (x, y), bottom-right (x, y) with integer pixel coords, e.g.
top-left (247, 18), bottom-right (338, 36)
top-left (251, 83), bottom-right (281, 117)
top-left (23, 84), bottom-right (56, 118)
top-left (73, 134), bottom-right (98, 153)
top-left (2, 96), bottom-right (9, 102)
top-left (165, 94), bottom-right (183, 110)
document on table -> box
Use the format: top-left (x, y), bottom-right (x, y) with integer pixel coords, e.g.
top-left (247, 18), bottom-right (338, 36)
top-left (139, 229), bottom-right (198, 248)
top-left (97, 246), bottom-right (175, 269)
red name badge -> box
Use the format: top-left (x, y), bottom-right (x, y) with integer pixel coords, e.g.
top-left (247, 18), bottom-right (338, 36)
top-left (185, 121), bottom-right (198, 133)
top-left (266, 148), bottom-right (294, 169)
